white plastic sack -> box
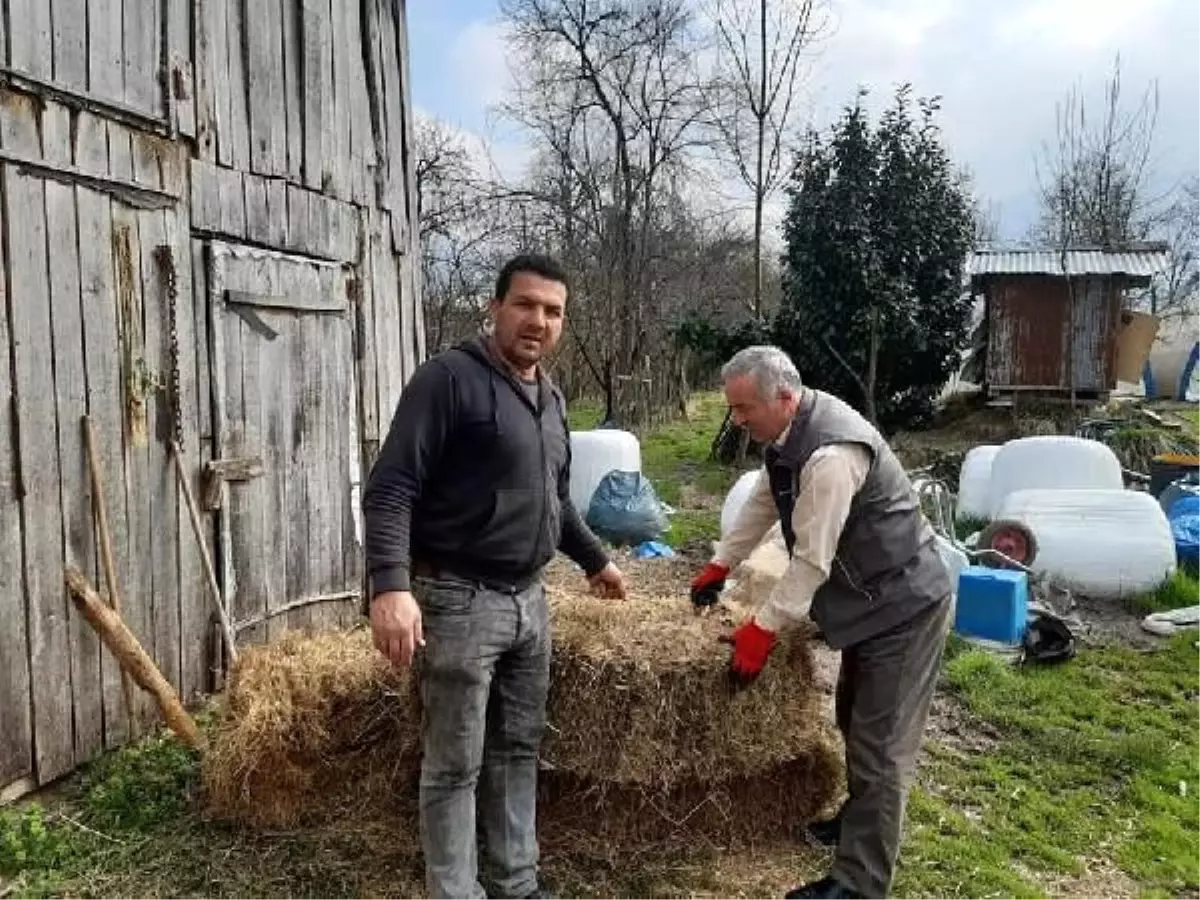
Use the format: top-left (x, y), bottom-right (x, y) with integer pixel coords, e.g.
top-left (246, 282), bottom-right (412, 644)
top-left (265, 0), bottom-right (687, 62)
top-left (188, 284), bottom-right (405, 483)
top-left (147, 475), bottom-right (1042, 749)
top-left (955, 445), bottom-right (1000, 522)
top-left (568, 430), bottom-right (641, 514)
top-left (996, 488), bottom-right (1176, 600)
top-left (721, 470), bottom-right (763, 538)
top-left (988, 436), bottom-right (1123, 518)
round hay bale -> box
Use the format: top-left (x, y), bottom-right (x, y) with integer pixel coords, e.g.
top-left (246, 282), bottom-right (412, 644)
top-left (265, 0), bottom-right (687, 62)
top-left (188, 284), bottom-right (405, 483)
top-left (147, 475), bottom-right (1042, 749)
top-left (203, 553), bottom-right (842, 830)
top-left (201, 629), bottom-right (421, 828)
top-left (541, 554), bottom-right (829, 788)
top-left (538, 731), bottom-right (844, 848)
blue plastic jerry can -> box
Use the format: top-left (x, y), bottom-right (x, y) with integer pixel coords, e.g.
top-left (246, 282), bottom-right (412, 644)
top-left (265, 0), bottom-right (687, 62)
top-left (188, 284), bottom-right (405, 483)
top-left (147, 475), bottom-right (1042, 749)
top-left (954, 566), bottom-right (1029, 645)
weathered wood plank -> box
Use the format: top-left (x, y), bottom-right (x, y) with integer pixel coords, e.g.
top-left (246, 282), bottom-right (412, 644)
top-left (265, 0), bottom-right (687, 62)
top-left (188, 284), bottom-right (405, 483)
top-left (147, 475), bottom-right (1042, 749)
top-left (190, 158), bottom-right (220, 233)
top-left (233, 311), bottom-right (268, 647)
top-left (395, 0), bottom-right (418, 247)
top-left (217, 165), bottom-right (246, 238)
top-left (111, 205), bottom-right (158, 731)
top-left (210, 252), bottom-right (247, 635)
top-left (52, 0), bottom-right (88, 89)
top-left (286, 183), bottom-right (309, 255)
top-left (3, 136), bottom-right (74, 780)
top-left (378, 6), bottom-right (405, 217)
top-left (9, 0), bottom-right (53, 79)
top-left (72, 110), bottom-right (108, 173)
top-left (343, 305), bottom-right (364, 606)
top-left (301, 0), bottom-right (329, 191)
top-left (309, 314), bottom-right (335, 605)
top-left (327, 315), bottom-right (350, 600)
top-left (281, 0), bottom-right (303, 182)
top-left (265, 177), bottom-right (287, 249)
top-left (46, 177), bottom-right (105, 766)
top-left (0, 171), bottom-right (34, 789)
top-left (329, 0), bottom-right (351, 200)
top-left (208, 0), bottom-right (232, 166)
top-left (243, 173), bottom-right (269, 245)
top-left (248, 0), bottom-right (286, 176)
top-left (262, 296), bottom-right (292, 642)
top-left (139, 206), bottom-right (182, 694)
top-left (77, 186), bottom-right (133, 747)
top-left (193, 239), bottom-right (213, 442)
top-left (361, 0), bottom-right (388, 208)
top-left (193, 0), bottom-right (219, 159)
top-left (225, 0), bottom-right (251, 171)
top-left (166, 0), bottom-right (196, 138)
top-left (172, 225), bottom-right (205, 705)
top-left (87, 0), bottom-right (124, 105)
top-left (345, 0), bottom-right (372, 206)
top-left (123, 0), bottom-right (160, 114)
top-left (285, 305), bottom-right (311, 630)
top-left (355, 210), bottom-right (379, 444)
top-left (373, 214), bottom-right (403, 411)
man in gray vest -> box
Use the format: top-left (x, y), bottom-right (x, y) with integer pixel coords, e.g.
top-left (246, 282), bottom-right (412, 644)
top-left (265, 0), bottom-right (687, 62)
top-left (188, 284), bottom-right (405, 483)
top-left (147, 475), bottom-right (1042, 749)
top-left (690, 345), bottom-right (952, 899)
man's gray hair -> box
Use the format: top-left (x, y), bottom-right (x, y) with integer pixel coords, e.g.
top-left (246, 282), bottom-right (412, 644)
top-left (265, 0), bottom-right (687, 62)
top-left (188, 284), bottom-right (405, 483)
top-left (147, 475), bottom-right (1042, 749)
top-left (721, 345), bottom-right (803, 398)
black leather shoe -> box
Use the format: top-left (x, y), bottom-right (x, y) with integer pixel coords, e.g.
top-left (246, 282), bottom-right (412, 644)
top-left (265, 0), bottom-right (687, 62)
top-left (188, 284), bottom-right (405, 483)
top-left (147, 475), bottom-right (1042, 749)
top-left (806, 807), bottom-right (844, 846)
top-left (784, 875), bottom-right (865, 899)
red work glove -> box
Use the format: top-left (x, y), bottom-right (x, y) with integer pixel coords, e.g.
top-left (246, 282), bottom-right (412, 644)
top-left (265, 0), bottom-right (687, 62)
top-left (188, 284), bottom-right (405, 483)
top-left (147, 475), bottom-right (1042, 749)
top-left (729, 619), bottom-right (777, 687)
top-left (690, 562), bottom-right (730, 609)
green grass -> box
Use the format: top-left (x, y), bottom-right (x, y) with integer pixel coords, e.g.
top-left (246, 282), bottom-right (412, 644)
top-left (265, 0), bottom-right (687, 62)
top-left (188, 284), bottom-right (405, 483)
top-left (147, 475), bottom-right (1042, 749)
top-left (1127, 569), bottom-right (1200, 616)
top-left (895, 632), bottom-right (1200, 898)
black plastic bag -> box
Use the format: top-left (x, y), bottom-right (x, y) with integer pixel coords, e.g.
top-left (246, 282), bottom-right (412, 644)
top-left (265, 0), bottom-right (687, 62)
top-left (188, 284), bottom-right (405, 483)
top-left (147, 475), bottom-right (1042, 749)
top-left (585, 470), bottom-right (669, 546)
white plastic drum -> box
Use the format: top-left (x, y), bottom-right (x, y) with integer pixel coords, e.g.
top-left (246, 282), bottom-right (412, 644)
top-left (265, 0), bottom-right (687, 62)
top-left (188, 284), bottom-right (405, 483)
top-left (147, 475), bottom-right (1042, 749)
top-left (721, 469), bottom-right (763, 538)
top-left (955, 445), bottom-right (1001, 522)
top-left (987, 436), bottom-right (1123, 518)
top-left (996, 488), bottom-right (1176, 599)
top-left (568, 430), bottom-right (642, 514)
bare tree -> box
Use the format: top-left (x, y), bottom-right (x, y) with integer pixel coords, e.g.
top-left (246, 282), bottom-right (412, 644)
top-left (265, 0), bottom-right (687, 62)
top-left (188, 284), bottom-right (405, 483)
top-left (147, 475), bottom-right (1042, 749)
top-left (707, 0), bottom-right (830, 317)
top-left (413, 115), bottom-right (521, 350)
top-left (1035, 56), bottom-right (1162, 250)
top-left (1153, 176), bottom-right (1199, 320)
top-left (500, 0), bottom-right (714, 424)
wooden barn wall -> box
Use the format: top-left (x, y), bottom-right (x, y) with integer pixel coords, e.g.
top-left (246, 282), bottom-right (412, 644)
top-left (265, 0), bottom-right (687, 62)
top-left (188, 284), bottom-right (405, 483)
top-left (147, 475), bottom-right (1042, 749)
top-left (0, 86), bottom-right (205, 793)
top-left (0, 0), bottom-right (422, 798)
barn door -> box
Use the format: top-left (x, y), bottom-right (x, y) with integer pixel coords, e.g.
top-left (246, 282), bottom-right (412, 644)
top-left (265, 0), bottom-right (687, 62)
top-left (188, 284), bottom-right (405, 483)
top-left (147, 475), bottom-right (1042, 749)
top-left (206, 240), bottom-right (362, 642)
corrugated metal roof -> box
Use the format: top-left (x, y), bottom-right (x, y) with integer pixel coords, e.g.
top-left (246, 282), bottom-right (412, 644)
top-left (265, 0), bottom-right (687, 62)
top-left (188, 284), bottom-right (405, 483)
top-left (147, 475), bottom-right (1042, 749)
top-left (969, 247), bottom-right (1170, 278)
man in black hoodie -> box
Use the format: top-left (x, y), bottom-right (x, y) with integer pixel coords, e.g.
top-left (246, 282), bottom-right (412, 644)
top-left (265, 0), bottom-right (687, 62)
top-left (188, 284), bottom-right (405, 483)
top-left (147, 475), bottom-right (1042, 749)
top-left (363, 254), bottom-right (625, 899)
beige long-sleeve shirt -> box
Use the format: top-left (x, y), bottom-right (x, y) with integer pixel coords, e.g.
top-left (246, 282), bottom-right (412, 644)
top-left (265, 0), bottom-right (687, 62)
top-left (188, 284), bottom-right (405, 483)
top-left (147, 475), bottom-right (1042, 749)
top-left (714, 439), bottom-right (872, 633)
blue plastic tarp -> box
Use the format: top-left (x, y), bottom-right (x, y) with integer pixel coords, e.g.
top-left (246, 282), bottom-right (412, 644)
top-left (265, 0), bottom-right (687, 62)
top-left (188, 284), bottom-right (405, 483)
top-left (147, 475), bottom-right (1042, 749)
top-left (1168, 495), bottom-right (1200, 568)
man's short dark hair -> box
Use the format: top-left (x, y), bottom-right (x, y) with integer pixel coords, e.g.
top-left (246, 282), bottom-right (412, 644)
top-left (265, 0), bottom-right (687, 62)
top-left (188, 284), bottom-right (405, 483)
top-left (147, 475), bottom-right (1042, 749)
top-left (494, 254), bottom-right (570, 301)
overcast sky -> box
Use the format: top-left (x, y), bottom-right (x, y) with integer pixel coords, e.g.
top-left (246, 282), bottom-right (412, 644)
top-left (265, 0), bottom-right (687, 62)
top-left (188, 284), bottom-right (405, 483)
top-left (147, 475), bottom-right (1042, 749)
top-left (406, 0), bottom-right (1199, 244)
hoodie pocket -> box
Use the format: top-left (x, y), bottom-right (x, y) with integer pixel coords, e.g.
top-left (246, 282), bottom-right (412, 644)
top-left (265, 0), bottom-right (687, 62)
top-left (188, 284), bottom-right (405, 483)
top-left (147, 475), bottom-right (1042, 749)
top-left (473, 488), bottom-right (538, 562)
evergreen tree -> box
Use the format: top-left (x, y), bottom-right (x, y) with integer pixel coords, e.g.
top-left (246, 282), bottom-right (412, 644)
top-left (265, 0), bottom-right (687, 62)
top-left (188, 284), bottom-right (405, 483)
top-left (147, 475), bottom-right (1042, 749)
top-left (776, 86), bottom-right (975, 432)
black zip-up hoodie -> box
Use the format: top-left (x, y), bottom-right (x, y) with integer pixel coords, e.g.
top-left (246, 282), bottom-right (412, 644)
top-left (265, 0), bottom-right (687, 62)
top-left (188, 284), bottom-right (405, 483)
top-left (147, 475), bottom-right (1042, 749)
top-left (361, 335), bottom-right (609, 600)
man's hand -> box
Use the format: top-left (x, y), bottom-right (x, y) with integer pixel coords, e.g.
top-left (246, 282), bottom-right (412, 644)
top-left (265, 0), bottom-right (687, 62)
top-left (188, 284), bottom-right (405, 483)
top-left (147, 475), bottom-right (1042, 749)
top-left (370, 590), bottom-right (425, 669)
top-left (588, 562), bottom-right (627, 599)
top-left (690, 561), bottom-right (730, 609)
top-left (728, 618), bottom-right (777, 687)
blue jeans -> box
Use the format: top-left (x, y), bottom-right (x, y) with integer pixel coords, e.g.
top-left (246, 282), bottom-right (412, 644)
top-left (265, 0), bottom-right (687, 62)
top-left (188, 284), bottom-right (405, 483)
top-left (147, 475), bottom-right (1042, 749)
top-left (413, 573), bottom-right (551, 899)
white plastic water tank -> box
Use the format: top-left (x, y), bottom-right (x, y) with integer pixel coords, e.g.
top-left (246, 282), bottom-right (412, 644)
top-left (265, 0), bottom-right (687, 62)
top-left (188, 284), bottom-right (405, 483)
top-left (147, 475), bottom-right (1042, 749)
top-left (568, 430), bottom-right (642, 514)
top-left (721, 470), bottom-right (763, 538)
top-left (996, 488), bottom-right (1176, 599)
top-left (955, 445), bottom-right (1001, 522)
top-left (987, 436), bottom-right (1124, 518)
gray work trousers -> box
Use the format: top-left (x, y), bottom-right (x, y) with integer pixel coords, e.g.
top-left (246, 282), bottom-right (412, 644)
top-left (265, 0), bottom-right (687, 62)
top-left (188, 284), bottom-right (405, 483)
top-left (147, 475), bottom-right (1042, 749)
top-left (831, 596), bottom-right (951, 898)
top-left (412, 574), bottom-right (550, 900)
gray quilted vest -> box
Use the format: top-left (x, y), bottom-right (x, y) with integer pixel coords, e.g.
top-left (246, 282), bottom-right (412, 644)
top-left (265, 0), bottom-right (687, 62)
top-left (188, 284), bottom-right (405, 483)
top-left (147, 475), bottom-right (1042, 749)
top-left (764, 390), bottom-right (950, 649)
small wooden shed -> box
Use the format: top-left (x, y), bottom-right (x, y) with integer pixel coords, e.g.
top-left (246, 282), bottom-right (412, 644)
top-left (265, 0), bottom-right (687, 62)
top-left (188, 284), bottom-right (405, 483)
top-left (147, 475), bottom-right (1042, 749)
top-left (0, 0), bottom-right (423, 800)
top-left (968, 246), bottom-right (1170, 401)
